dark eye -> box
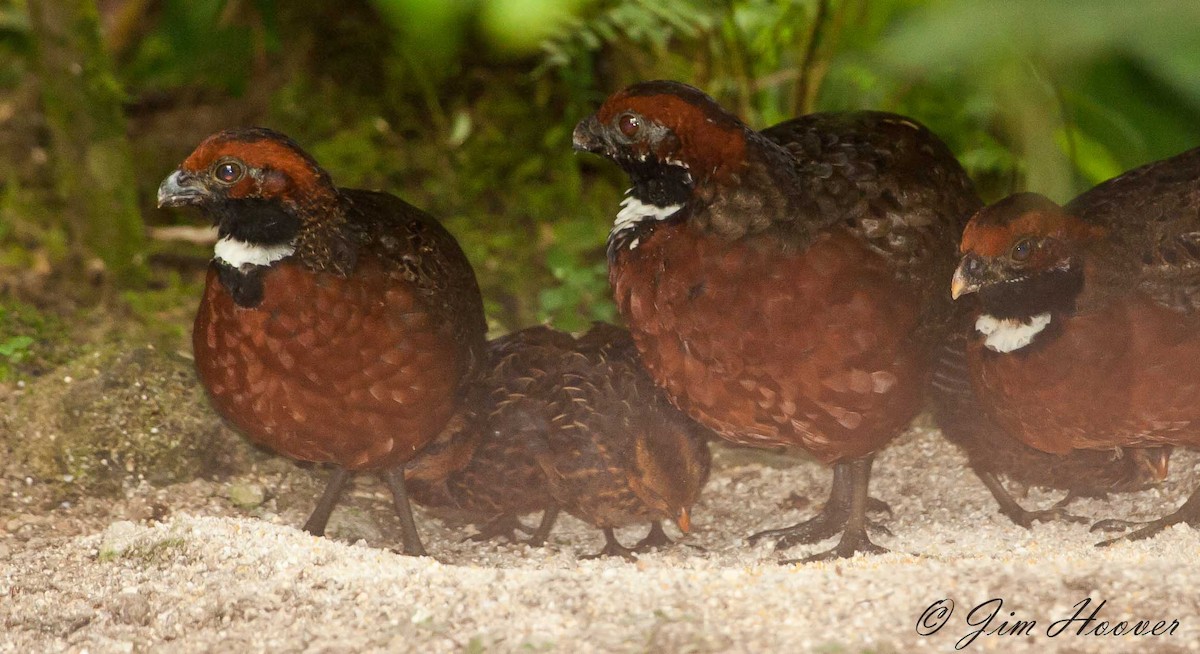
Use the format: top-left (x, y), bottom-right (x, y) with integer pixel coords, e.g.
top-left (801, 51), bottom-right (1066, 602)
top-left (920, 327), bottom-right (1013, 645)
top-left (617, 113), bottom-right (641, 138)
top-left (214, 161), bottom-right (244, 184)
top-left (1011, 239), bottom-right (1033, 262)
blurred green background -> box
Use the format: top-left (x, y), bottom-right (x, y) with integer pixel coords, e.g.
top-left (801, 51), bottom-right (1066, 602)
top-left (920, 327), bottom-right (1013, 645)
top-left (1, 0), bottom-right (1199, 373)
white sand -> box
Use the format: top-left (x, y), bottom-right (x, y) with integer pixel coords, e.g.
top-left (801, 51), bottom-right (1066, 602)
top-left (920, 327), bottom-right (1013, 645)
top-left (2, 424), bottom-right (1199, 653)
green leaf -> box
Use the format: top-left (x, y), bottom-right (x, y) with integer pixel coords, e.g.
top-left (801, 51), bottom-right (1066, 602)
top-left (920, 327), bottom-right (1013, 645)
top-left (0, 335), bottom-right (34, 359)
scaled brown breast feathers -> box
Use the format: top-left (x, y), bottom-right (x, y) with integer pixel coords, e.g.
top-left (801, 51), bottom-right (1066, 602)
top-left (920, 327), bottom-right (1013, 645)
top-left (575, 80), bottom-right (981, 560)
top-left (160, 127), bottom-right (487, 556)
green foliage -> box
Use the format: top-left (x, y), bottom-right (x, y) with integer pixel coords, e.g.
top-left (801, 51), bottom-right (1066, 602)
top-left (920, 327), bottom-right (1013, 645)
top-left (0, 299), bottom-right (71, 382)
top-left (415, 82), bottom-right (621, 332)
top-left (478, 0), bottom-right (591, 57)
top-left (0, 0), bottom-right (30, 87)
top-left (122, 0), bottom-right (279, 94)
top-left (547, 0), bottom-right (708, 58)
top-left (306, 118), bottom-right (397, 190)
top-left (540, 0), bottom-right (711, 101)
top-left (370, 0), bottom-right (476, 77)
top-left (539, 219), bottom-right (616, 330)
top-left (0, 335), bottom-right (34, 372)
top-left (0, 189), bottom-right (69, 268)
top-left (713, 0), bottom-right (820, 124)
top-left (98, 536), bottom-right (188, 565)
top-left (875, 0), bottom-right (1200, 199)
top-left (0, 0), bottom-right (27, 31)
top-left (119, 271), bottom-right (205, 344)
top-left (541, 0), bottom-right (824, 124)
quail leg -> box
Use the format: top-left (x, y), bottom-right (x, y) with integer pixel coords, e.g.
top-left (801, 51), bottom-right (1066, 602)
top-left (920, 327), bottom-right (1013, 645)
top-left (633, 521), bottom-right (673, 552)
top-left (468, 507), bottom-right (560, 545)
top-left (526, 506), bottom-right (560, 547)
top-left (467, 513), bottom-right (529, 543)
top-left (787, 456), bottom-right (889, 563)
top-left (379, 468), bottom-right (428, 556)
top-left (749, 461), bottom-right (891, 551)
top-left (581, 527), bottom-right (638, 561)
top-left (1051, 490), bottom-right (1086, 509)
top-left (748, 465), bottom-right (851, 547)
top-left (866, 495), bottom-right (894, 516)
top-left (976, 471), bottom-right (1087, 528)
top-left (1094, 487), bottom-right (1200, 546)
top-left (1090, 517), bottom-right (1144, 534)
top-left (302, 467), bottom-right (353, 537)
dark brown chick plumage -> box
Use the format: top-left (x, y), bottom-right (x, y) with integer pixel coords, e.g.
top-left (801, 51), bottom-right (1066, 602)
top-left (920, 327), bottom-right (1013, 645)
top-left (406, 323), bottom-right (713, 558)
top-left (405, 327), bottom-right (570, 544)
top-left (951, 146), bottom-right (1200, 545)
top-left (159, 128), bottom-right (487, 555)
top-left (574, 80), bottom-right (980, 559)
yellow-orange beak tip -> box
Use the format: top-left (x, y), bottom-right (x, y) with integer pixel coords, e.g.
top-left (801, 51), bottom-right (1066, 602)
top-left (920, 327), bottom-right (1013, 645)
top-left (675, 507), bottom-right (691, 533)
top-left (950, 266), bottom-right (977, 300)
top-left (1147, 451), bottom-right (1170, 482)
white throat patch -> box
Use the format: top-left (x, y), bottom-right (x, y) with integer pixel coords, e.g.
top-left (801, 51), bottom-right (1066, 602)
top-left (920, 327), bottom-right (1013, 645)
top-left (214, 237), bottom-right (295, 269)
top-left (975, 313), bottom-right (1051, 353)
top-left (612, 192), bottom-right (682, 250)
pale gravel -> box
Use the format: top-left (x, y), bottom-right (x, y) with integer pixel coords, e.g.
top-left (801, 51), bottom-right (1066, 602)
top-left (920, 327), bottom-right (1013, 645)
top-left (2, 424), bottom-right (1199, 654)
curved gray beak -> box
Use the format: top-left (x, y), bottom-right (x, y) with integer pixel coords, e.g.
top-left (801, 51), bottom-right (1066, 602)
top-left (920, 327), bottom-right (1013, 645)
top-left (157, 170), bottom-right (208, 208)
top-left (572, 114), bottom-right (605, 154)
top-left (950, 254), bottom-right (984, 300)
top-left (950, 267), bottom-right (975, 300)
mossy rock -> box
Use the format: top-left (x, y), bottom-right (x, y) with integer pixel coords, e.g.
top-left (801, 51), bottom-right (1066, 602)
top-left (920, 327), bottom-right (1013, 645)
top-left (4, 344), bottom-right (259, 495)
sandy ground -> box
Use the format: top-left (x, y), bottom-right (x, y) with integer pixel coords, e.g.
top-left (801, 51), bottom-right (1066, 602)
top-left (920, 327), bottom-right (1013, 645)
top-left (2, 421), bottom-right (1199, 654)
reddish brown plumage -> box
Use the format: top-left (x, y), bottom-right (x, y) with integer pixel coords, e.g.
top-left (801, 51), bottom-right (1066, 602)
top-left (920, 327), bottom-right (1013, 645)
top-left (160, 128), bottom-right (486, 554)
top-left (194, 257), bottom-right (464, 470)
top-left (181, 136), bottom-right (331, 205)
top-left (958, 195), bottom-right (1200, 455)
top-left (406, 323), bottom-right (713, 557)
top-left (959, 196), bottom-right (1105, 260)
top-left (931, 325), bottom-right (1170, 527)
top-left (968, 294), bottom-right (1196, 454)
top-left (614, 225), bottom-right (923, 463)
top-left (575, 80), bottom-right (980, 558)
top-left (591, 87), bottom-right (747, 184)
top-left (952, 147), bottom-right (1200, 543)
